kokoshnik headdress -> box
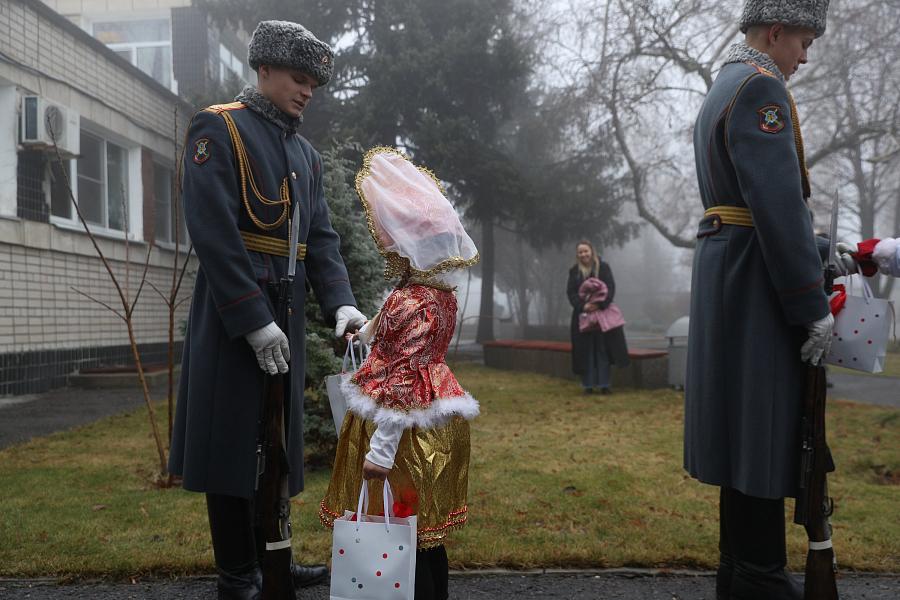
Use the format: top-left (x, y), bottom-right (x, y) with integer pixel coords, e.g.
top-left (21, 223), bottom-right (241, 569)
top-left (355, 147), bottom-right (479, 281)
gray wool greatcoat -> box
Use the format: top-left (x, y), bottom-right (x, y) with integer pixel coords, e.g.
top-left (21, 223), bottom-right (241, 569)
top-left (168, 103), bottom-right (356, 499)
top-left (684, 61), bottom-right (830, 500)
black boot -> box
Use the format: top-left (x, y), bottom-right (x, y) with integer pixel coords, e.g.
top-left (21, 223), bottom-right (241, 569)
top-left (291, 562), bottom-right (329, 588)
top-left (207, 494), bottom-right (262, 600)
top-left (722, 487), bottom-right (801, 600)
top-left (716, 489), bottom-right (732, 600)
top-left (716, 552), bottom-right (734, 600)
top-left (730, 560), bottom-right (803, 600)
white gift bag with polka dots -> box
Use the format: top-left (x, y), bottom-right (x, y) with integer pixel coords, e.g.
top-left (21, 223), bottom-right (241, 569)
top-left (825, 277), bottom-right (894, 373)
top-left (330, 480), bottom-right (417, 600)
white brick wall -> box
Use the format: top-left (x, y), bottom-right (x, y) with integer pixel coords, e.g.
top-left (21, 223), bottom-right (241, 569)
top-left (0, 217), bottom-right (196, 353)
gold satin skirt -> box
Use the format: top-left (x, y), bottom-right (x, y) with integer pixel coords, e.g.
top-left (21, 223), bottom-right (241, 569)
top-left (319, 413), bottom-right (471, 548)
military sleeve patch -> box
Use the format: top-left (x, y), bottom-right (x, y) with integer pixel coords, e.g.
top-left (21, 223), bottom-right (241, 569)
top-left (757, 105), bottom-right (785, 134)
top-left (193, 138), bottom-right (211, 164)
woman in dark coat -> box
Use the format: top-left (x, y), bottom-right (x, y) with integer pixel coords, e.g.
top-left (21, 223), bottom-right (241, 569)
top-left (567, 241), bottom-right (630, 393)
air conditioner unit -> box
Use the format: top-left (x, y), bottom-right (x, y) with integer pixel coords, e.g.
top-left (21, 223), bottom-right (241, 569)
top-left (19, 95), bottom-right (80, 158)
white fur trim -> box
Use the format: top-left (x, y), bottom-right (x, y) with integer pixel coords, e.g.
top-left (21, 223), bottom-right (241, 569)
top-left (873, 238), bottom-right (900, 276)
top-left (340, 374), bottom-right (480, 429)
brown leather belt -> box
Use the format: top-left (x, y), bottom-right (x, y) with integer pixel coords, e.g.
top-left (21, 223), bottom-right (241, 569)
top-left (240, 230), bottom-right (307, 260)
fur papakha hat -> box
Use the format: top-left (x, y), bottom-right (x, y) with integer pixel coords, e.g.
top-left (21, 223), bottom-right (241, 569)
top-left (248, 20), bottom-right (334, 86)
top-left (739, 0), bottom-right (830, 38)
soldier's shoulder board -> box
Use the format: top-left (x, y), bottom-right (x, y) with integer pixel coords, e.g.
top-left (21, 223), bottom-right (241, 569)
top-left (203, 102), bottom-right (246, 114)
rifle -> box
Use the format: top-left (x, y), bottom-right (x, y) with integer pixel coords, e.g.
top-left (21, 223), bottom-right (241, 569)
top-left (255, 202), bottom-right (302, 600)
top-left (793, 192), bottom-right (840, 600)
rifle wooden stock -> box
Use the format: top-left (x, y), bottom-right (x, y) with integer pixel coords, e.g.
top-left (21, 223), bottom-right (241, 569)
top-left (794, 364), bottom-right (839, 600)
top-left (256, 278), bottom-right (297, 600)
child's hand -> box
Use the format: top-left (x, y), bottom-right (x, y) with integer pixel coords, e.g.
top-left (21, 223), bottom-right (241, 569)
top-left (362, 459), bottom-right (390, 481)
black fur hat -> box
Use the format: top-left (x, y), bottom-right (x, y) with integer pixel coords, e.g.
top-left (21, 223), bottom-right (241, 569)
top-left (248, 20), bottom-right (334, 86)
top-left (740, 0), bottom-right (830, 38)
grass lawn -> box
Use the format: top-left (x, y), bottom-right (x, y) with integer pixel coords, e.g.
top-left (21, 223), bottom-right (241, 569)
top-left (830, 351), bottom-right (900, 378)
top-left (1, 364), bottom-right (898, 578)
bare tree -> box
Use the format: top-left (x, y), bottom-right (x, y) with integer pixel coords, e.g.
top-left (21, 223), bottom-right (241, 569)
top-left (554, 0), bottom-right (900, 256)
top-left (48, 126), bottom-right (168, 480)
top-left (148, 107), bottom-right (194, 449)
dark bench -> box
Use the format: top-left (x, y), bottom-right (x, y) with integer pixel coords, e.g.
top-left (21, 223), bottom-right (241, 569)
top-left (482, 340), bottom-right (669, 389)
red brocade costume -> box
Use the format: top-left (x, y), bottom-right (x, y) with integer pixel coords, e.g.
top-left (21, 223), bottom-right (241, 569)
top-left (347, 284), bottom-right (476, 423)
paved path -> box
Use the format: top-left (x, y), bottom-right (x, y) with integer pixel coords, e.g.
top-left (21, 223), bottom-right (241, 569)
top-left (829, 371), bottom-right (900, 408)
top-left (1, 571), bottom-right (898, 599)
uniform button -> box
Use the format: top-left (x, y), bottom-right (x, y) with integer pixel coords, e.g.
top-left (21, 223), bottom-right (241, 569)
top-left (291, 171), bottom-right (297, 180)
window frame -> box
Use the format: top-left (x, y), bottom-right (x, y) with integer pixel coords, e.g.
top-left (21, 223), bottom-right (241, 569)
top-left (151, 159), bottom-right (189, 251)
top-left (50, 124), bottom-right (141, 242)
top-left (86, 12), bottom-right (178, 93)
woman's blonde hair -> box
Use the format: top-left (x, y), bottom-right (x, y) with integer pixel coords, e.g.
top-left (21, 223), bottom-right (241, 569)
top-left (575, 240), bottom-right (600, 278)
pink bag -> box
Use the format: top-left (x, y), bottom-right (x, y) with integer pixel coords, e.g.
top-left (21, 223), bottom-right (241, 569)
top-left (578, 277), bottom-right (626, 333)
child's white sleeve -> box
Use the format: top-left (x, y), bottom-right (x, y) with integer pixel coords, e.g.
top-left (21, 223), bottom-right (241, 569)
top-left (365, 421), bottom-right (405, 469)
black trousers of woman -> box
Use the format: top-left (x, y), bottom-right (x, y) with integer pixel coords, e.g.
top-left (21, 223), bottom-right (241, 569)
top-left (415, 545), bottom-right (449, 600)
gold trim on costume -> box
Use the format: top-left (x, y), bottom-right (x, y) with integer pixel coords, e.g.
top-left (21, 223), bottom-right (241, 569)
top-left (355, 146), bottom-right (480, 281)
top-left (704, 206), bottom-right (754, 227)
top-left (213, 109), bottom-right (291, 231)
top-left (240, 230), bottom-right (307, 260)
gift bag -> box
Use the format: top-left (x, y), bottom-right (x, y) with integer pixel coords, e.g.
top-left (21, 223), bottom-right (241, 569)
top-left (326, 342), bottom-right (368, 435)
top-left (825, 277), bottom-right (894, 373)
top-left (330, 481), bottom-right (417, 600)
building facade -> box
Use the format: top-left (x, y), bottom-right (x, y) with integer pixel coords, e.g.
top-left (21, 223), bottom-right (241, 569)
top-left (0, 0), bottom-right (249, 395)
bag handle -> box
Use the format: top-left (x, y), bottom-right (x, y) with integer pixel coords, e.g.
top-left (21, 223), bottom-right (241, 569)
top-left (341, 341), bottom-right (369, 373)
top-left (354, 480), bottom-right (394, 533)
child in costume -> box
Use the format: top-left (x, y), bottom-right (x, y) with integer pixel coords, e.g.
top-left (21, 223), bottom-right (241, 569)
top-left (319, 147), bottom-right (479, 600)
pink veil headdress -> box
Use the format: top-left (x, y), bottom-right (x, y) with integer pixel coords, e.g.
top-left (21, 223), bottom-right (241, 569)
top-left (355, 147), bottom-right (479, 280)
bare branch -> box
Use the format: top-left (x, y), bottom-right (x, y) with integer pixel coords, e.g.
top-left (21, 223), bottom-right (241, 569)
top-left (70, 287), bottom-right (125, 321)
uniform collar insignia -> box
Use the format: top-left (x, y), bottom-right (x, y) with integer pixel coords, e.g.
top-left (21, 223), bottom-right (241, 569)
top-left (723, 42), bottom-right (785, 83)
top-left (235, 85), bottom-right (303, 134)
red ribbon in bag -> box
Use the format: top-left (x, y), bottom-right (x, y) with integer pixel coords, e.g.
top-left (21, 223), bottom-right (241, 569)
top-left (830, 284), bottom-right (847, 317)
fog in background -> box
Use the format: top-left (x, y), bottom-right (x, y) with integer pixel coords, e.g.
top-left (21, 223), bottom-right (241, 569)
top-left (189, 0), bottom-right (900, 340)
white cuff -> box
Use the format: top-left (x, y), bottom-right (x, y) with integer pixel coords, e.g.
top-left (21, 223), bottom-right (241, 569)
top-left (364, 421), bottom-right (405, 469)
top-left (357, 319), bottom-right (375, 346)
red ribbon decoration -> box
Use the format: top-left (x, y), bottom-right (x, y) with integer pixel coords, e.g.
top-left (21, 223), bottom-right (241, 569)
top-left (851, 238), bottom-right (881, 277)
top-left (830, 284), bottom-right (847, 317)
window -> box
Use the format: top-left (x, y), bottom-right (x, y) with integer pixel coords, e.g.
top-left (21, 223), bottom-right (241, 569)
top-left (153, 164), bottom-right (188, 245)
top-left (92, 18), bottom-right (175, 91)
top-left (51, 130), bottom-right (131, 233)
top-left (218, 43), bottom-right (248, 84)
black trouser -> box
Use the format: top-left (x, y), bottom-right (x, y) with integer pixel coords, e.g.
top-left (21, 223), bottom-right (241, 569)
top-left (719, 487), bottom-right (786, 567)
top-left (415, 545), bottom-right (449, 600)
top-left (207, 494), bottom-right (260, 576)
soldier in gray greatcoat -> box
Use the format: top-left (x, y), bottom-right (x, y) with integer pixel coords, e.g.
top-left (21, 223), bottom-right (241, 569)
top-left (168, 21), bottom-right (367, 599)
top-left (685, 1), bottom-right (839, 599)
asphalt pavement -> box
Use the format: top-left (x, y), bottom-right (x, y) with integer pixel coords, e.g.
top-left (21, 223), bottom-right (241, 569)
top-left (1, 571), bottom-right (899, 599)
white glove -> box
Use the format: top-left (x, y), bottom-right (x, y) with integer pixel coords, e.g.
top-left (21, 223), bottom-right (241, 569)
top-left (800, 313), bottom-right (835, 366)
top-left (835, 242), bottom-right (858, 276)
top-left (335, 305), bottom-right (367, 338)
top-left (245, 321), bottom-right (290, 375)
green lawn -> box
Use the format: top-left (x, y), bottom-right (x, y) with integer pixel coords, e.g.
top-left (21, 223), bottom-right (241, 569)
top-left (0, 364), bottom-right (898, 578)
